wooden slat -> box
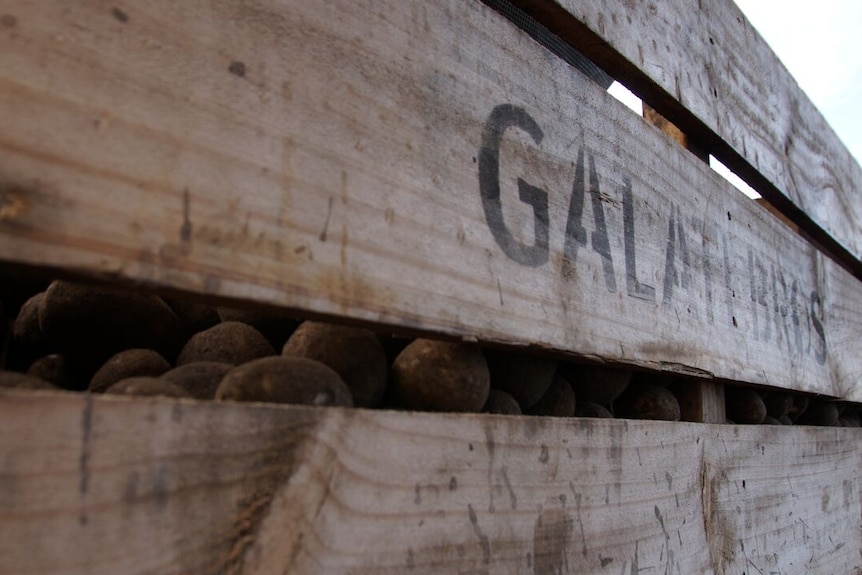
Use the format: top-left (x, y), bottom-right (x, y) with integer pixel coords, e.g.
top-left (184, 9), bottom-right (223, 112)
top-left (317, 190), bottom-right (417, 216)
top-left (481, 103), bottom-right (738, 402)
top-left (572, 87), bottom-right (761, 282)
top-left (508, 0), bottom-right (862, 270)
top-left (673, 380), bottom-right (726, 424)
top-left (0, 390), bottom-right (860, 574)
top-left (0, 0), bottom-right (860, 399)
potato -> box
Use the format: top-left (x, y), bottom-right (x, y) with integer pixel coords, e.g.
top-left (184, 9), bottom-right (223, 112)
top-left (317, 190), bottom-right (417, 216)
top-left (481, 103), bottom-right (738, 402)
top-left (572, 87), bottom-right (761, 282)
top-left (787, 395), bottom-right (809, 422)
top-left (216, 356), bottom-right (352, 406)
top-left (26, 354), bottom-right (78, 390)
top-left (525, 374), bottom-right (576, 417)
top-left (105, 377), bottom-right (190, 398)
top-left (778, 415), bottom-right (793, 425)
top-left (614, 383), bottom-right (680, 421)
top-left (796, 401), bottom-right (840, 426)
top-left (485, 351), bottom-right (556, 409)
top-left (725, 388), bottom-right (767, 424)
top-left (762, 415), bottom-right (783, 425)
top-left (0, 369), bottom-right (59, 390)
top-left (282, 321), bottom-right (387, 407)
top-left (39, 281), bottom-right (182, 365)
top-left (482, 390), bottom-right (522, 415)
top-left (762, 392), bottom-right (793, 419)
top-left (838, 414), bottom-right (861, 427)
top-left (217, 306), bottom-right (298, 349)
top-left (574, 402), bottom-right (614, 418)
top-left (89, 349), bottom-right (171, 393)
top-left (559, 364), bottom-right (631, 405)
top-left (390, 340), bottom-right (489, 412)
top-left (176, 321), bottom-right (274, 366)
top-left (160, 361), bottom-right (233, 400)
top-left (9, 292), bottom-right (50, 368)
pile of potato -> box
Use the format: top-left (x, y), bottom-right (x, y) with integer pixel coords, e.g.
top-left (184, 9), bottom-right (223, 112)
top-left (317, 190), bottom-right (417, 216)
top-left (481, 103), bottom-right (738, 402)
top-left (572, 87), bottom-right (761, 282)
top-left (0, 278), bottom-right (855, 426)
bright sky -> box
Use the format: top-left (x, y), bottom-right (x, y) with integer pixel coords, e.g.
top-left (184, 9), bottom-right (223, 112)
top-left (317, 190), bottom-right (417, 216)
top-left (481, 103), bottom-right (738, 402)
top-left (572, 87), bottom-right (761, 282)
top-left (608, 0), bottom-right (861, 199)
top-left (734, 0), bottom-right (862, 167)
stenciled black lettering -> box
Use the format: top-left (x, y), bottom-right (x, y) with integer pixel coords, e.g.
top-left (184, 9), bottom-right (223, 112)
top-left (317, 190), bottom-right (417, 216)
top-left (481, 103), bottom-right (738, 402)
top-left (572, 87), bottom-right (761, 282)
top-left (562, 147), bottom-right (588, 277)
top-left (562, 149), bottom-right (616, 292)
top-left (756, 256), bottom-right (770, 342)
top-left (676, 215), bottom-right (693, 291)
top-left (772, 266), bottom-right (794, 355)
top-left (661, 206), bottom-right (693, 306)
top-left (748, 250), bottom-right (758, 340)
top-left (810, 290), bottom-right (827, 365)
top-left (662, 211), bottom-right (677, 306)
top-left (722, 235), bottom-right (736, 327)
top-left (790, 278), bottom-right (803, 355)
top-left (701, 222), bottom-right (715, 324)
top-left (588, 154), bottom-right (617, 292)
top-left (622, 178), bottom-right (655, 302)
top-left (748, 252), bottom-right (770, 342)
top-left (478, 104), bottom-right (549, 267)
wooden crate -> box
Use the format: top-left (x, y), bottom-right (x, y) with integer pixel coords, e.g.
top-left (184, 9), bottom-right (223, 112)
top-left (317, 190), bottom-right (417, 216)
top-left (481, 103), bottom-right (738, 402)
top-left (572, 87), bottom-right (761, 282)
top-left (0, 0), bottom-right (861, 573)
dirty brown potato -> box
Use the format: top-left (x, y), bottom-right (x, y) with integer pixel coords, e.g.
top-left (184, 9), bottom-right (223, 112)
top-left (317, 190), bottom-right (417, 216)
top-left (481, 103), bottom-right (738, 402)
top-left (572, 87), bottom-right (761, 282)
top-left (217, 306), bottom-right (299, 350)
top-left (762, 392), bottom-right (793, 419)
top-left (787, 395), bottom-right (809, 422)
top-left (0, 369), bottom-right (59, 390)
top-left (559, 364), bottom-right (631, 405)
top-left (762, 415), bottom-right (783, 425)
top-left (283, 321), bottom-right (388, 408)
top-left (391, 340), bottom-right (489, 412)
top-left (105, 377), bottom-right (191, 398)
top-left (26, 354), bottom-right (78, 390)
top-left (575, 402), bottom-right (614, 418)
top-left (12, 292), bottom-right (45, 347)
top-left (39, 281), bottom-right (182, 366)
top-left (89, 349), bottom-right (172, 393)
top-left (176, 321), bottom-right (274, 366)
top-left (482, 389), bottom-right (522, 415)
top-left (10, 292), bottom-right (50, 369)
top-left (725, 388), bottom-right (767, 424)
top-left (838, 413), bottom-right (861, 427)
top-left (778, 414), bottom-right (793, 426)
top-left (160, 361), bottom-right (233, 400)
top-left (796, 401), bottom-right (840, 426)
top-left (215, 356), bottom-right (353, 406)
top-left (485, 351), bottom-right (556, 410)
top-left (525, 374), bottom-right (576, 417)
top-left (614, 383), bottom-right (680, 421)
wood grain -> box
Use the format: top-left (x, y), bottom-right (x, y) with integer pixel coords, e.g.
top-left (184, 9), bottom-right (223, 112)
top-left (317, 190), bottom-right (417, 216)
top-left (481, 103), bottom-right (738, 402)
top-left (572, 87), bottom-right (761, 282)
top-left (0, 0), bottom-right (860, 398)
top-left (0, 389), bottom-right (860, 574)
top-left (508, 0), bottom-right (862, 271)
top-left (673, 379), bottom-right (726, 424)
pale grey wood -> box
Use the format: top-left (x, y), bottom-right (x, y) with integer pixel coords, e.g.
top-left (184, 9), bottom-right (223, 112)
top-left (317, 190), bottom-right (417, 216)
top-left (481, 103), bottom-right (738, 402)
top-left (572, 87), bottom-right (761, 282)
top-left (510, 0), bottom-right (862, 267)
top-left (0, 0), bottom-right (860, 398)
top-left (0, 390), bottom-right (859, 574)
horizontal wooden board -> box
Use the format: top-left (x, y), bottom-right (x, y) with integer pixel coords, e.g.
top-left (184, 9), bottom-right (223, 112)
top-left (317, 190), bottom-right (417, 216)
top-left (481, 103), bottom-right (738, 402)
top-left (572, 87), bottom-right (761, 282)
top-left (507, 0), bottom-right (862, 269)
top-left (0, 0), bottom-right (860, 398)
top-left (0, 390), bottom-right (860, 574)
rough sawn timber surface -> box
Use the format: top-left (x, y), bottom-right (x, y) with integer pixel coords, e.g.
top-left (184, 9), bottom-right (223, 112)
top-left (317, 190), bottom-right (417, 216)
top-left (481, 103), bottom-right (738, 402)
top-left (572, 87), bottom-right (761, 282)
top-left (0, 390), bottom-right (860, 575)
top-left (508, 0), bottom-right (862, 269)
top-left (0, 0), bottom-right (860, 398)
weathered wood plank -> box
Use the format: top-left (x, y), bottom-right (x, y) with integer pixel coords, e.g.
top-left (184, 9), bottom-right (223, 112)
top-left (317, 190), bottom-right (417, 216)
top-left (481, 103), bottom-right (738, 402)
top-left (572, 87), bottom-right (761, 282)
top-left (674, 379), bottom-right (725, 423)
top-left (0, 0), bottom-right (860, 398)
top-left (507, 0), bottom-right (862, 269)
top-left (0, 390), bottom-right (860, 574)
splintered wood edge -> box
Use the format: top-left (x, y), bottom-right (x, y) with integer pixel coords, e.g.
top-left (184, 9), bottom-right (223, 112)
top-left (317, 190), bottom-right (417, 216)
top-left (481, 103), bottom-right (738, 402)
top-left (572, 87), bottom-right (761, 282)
top-left (0, 0), bottom-right (860, 398)
top-left (509, 0), bottom-right (862, 270)
top-left (0, 389), bottom-right (859, 575)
